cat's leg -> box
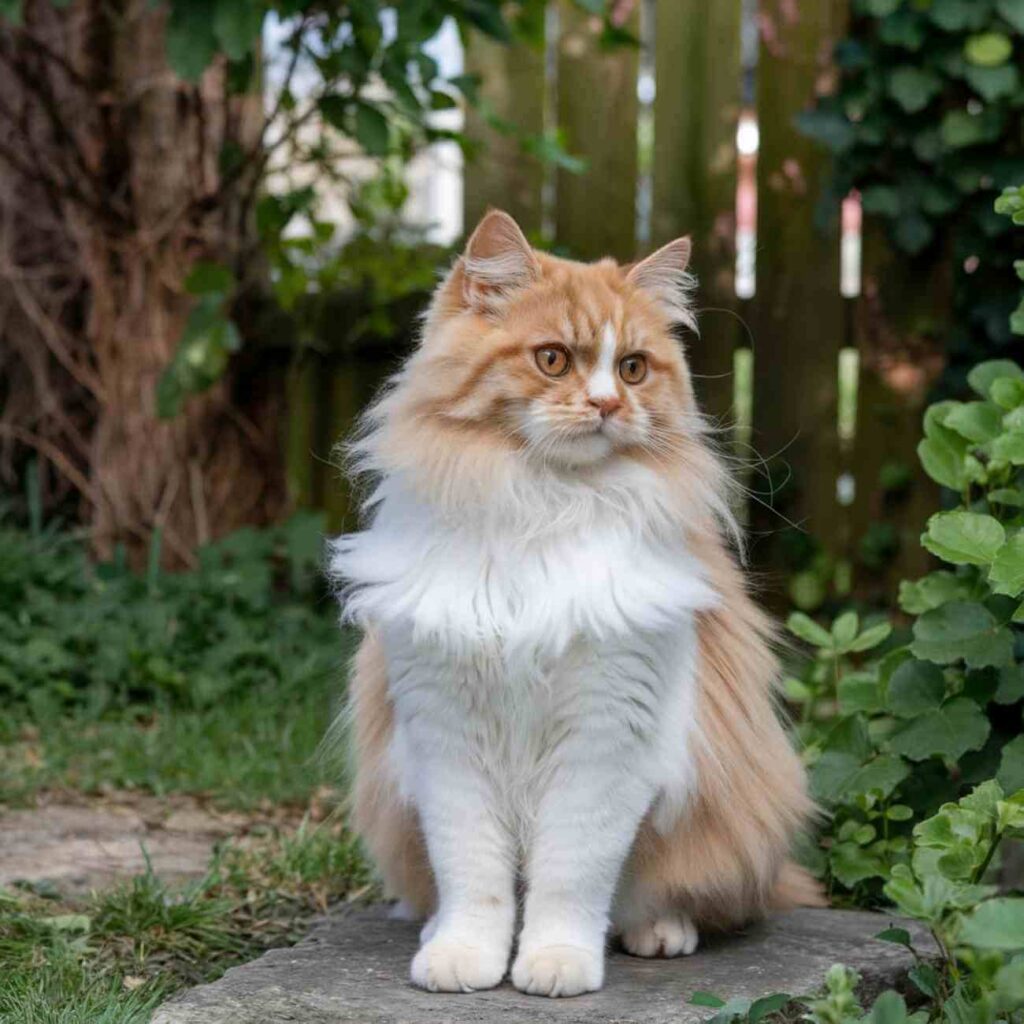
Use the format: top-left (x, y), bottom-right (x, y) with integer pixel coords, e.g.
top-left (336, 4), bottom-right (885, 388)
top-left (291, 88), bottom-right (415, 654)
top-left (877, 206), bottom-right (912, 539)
top-left (511, 724), bottom-right (662, 997)
top-left (613, 875), bottom-right (699, 958)
top-left (408, 750), bottom-right (515, 993)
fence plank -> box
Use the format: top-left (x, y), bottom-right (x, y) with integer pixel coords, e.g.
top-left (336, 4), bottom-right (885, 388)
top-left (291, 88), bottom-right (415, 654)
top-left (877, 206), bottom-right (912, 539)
top-left (652, 0), bottom-right (742, 425)
top-left (463, 30), bottom-right (546, 238)
top-left (749, 0), bottom-right (849, 590)
top-left (555, 4), bottom-right (638, 261)
top-left (848, 226), bottom-right (946, 600)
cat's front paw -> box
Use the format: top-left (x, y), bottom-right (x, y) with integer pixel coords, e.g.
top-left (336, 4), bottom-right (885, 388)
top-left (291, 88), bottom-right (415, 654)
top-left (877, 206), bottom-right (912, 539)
top-left (511, 944), bottom-right (603, 997)
top-left (620, 914), bottom-right (699, 958)
top-left (410, 936), bottom-right (507, 993)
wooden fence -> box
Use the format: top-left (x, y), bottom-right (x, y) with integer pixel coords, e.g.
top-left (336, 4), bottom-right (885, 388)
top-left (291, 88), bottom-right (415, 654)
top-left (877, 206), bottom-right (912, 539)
top-left (296, 0), bottom-right (947, 607)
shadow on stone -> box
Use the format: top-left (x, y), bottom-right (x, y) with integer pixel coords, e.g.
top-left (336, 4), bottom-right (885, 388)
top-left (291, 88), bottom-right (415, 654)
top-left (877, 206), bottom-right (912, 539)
top-left (154, 904), bottom-right (930, 1024)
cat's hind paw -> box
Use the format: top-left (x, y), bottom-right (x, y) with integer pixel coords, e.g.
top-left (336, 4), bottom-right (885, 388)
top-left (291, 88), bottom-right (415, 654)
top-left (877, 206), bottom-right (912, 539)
top-left (511, 944), bottom-right (603, 998)
top-left (620, 914), bottom-right (698, 958)
top-left (410, 937), bottom-right (507, 993)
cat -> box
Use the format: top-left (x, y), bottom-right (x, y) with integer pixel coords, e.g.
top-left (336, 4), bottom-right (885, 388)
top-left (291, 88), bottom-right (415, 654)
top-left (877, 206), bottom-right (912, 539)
top-left (330, 209), bottom-right (822, 999)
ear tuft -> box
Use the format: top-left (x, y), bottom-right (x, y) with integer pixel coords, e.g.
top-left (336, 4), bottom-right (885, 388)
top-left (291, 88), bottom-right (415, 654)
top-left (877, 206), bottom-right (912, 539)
top-left (461, 209), bottom-right (539, 314)
top-left (626, 236), bottom-right (697, 331)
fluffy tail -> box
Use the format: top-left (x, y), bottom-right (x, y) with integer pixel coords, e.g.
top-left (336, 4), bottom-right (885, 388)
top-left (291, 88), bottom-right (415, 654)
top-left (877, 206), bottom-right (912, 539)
top-left (771, 860), bottom-right (827, 909)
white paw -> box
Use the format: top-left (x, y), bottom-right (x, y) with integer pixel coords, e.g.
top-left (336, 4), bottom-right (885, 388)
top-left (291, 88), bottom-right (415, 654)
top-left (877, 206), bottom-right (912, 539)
top-left (410, 936), bottom-right (507, 993)
top-left (620, 914), bottom-right (698, 958)
top-left (511, 944), bottom-right (603, 998)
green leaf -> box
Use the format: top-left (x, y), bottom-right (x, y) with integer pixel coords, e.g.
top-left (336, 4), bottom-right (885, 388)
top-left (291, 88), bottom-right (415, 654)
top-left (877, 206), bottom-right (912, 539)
top-left (997, 0), bottom-right (1024, 31)
top-left (899, 572), bottom-right (978, 614)
top-left (787, 612), bottom-right (833, 648)
top-left (690, 992), bottom-right (727, 1008)
top-left (991, 377), bottom-right (1024, 410)
top-left (995, 664), bottom-right (1024, 704)
top-left (968, 360), bottom-right (1024, 398)
top-left (839, 672), bottom-right (884, 714)
top-left (997, 736), bottom-right (1024, 795)
top-left (830, 840), bottom-right (887, 887)
top-left (989, 533), bottom-right (1024, 597)
top-left (353, 101), bottom-right (390, 156)
top-left (887, 659), bottom-right (946, 716)
top-left (943, 402), bottom-right (1003, 444)
top-left (812, 751), bottom-right (909, 803)
top-left (849, 622), bottom-right (892, 652)
top-left (888, 66), bottom-right (942, 113)
top-left (166, 0), bottom-right (219, 82)
top-left (875, 926), bottom-right (912, 947)
top-left (748, 993), bottom-right (792, 1022)
top-left (965, 63), bottom-right (1020, 102)
top-left (0, 0), bottom-right (23, 26)
top-left (921, 512), bottom-right (1005, 567)
top-left (908, 963), bottom-right (940, 998)
top-left (913, 601), bottom-right (1014, 668)
top-left (959, 898), bottom-right (1024, 949)
top-left (930, 0), bottom-right (980, 30)
top-left (917, 437), bottom-right (964, 489)
top-left (832, 611), bottom-right (859, 648)
top-left (964, 32), bottom-right (1013, 67)
top-left (866, 990), bottom-right (911, 1024)
top-left (213, 0), bottom-right (265, 62)
top-left (889, 697), bottom-right (991, 762)
top-left (992, 432), bottom-right (1024, 465)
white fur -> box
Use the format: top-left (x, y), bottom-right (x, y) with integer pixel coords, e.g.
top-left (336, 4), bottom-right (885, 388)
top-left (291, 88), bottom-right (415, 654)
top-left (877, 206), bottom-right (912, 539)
top-left (587, 322), bottom-right (619, 401)
top-left (332, 457), bottom-right (716, 996)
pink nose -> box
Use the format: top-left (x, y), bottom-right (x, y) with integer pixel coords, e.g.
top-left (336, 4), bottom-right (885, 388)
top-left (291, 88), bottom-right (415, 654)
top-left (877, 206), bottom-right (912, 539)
top-left (589, 395), bottom-right (622, 418)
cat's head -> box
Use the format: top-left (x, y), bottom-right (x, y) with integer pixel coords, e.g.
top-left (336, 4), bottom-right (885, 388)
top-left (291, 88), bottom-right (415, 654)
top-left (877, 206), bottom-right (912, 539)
top-left (409, 209), bottom-right (700, 472)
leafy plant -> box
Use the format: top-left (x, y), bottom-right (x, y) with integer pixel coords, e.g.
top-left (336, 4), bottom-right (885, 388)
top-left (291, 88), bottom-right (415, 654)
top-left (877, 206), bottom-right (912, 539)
top-left (802, 0), bottom-right (1024, 381)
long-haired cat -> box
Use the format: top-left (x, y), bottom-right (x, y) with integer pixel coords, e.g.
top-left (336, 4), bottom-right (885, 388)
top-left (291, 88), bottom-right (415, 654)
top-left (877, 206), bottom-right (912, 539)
top-left (331, 210), bottom-right (822, 998)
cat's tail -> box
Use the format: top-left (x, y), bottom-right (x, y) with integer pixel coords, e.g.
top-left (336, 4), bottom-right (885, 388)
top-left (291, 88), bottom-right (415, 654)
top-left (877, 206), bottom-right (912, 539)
top-left (771, 860), bottom-right (828, 909)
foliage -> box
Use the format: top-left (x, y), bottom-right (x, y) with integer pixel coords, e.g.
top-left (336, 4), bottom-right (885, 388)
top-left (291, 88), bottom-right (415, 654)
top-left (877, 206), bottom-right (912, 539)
top-left (0, 820), bottom-right (370, 1022)
top-left (802, 0), bottom-right (1024, 379)
top-left (0, 513), bottom-right (348, 806)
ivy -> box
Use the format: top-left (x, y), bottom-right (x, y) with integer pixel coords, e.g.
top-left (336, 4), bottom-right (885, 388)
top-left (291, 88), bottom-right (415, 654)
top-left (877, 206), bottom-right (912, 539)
top-left (804, 0), bottom-right (1024, 383)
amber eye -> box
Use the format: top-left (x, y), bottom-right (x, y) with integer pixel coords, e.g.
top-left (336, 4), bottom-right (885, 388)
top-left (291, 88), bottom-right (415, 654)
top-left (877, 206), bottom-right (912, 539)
top-left (535, 345), bottom-right (571, 378)
top-left (619, 353), bottom-right (648, 384)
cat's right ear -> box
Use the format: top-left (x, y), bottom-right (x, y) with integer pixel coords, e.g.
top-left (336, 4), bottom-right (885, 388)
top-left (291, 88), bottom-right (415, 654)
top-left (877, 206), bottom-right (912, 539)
top-left (460, 209), bottom-right (539, 315)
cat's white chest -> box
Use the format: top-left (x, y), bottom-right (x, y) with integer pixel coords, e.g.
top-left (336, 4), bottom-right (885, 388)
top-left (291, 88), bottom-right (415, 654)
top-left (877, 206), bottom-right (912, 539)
top-left (332, 479), bottom-right (718, 660)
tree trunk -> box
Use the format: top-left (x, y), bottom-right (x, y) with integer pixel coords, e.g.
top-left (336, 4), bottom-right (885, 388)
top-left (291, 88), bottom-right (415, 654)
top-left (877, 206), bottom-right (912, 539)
top-left (1, 0), bottom-right (286, 566)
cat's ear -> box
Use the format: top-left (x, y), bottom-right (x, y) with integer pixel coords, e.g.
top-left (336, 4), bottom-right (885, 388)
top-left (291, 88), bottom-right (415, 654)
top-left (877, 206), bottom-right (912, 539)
top-left (625, 236), bottom-right (697, 331)
top-left (461, 209), bottom-right (539, 314)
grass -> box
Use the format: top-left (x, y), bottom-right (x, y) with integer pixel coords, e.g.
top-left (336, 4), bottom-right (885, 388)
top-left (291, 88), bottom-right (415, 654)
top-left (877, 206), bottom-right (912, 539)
top-left (0, 668), bottom-right (345, 808)
top-left (0, 821), bottom-right (373, 1024)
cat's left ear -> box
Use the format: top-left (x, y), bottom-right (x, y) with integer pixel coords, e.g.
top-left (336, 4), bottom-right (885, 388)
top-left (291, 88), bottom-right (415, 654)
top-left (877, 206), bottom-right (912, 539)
top-left (625, 236), bottom-right (697, 331)
top-left (461, 209), bottom-right (540, 315)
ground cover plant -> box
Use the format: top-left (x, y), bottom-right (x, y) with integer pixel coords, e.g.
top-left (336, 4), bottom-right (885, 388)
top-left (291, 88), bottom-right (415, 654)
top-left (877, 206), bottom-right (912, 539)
top-left (0, 509), bottom-right (349, 807)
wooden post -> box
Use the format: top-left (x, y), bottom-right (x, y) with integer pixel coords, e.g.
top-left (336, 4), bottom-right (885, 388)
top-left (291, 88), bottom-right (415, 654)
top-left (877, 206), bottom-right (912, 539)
top-left (652, 0), bottom-right (742, 424)
top-left (750, 0), bottom-right (848, 592)
top-left (555, 3), bottom-right (638, 261)
top-left (463, 30), bottom-right (546, 238)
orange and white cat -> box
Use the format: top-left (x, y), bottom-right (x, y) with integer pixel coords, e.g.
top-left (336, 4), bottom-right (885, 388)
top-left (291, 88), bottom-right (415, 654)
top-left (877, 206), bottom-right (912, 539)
top-left (331, 210), bottom-right (821, 998)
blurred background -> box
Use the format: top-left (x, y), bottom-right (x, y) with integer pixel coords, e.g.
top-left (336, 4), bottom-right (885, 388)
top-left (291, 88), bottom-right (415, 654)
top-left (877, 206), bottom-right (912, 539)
top-left (1, 2), bottom-right (1023, 1019)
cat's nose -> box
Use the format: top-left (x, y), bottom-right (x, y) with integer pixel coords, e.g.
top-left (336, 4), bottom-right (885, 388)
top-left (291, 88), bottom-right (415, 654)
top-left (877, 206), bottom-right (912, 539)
top-left (588, 395), bottom-right (622, 418)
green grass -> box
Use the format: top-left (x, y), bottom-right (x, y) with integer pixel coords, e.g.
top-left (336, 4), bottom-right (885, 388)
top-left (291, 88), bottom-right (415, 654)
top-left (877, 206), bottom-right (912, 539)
top-left (1, 667), bottom-right (346, 808)
top-left (0, 821), bottom-right (372, 1023)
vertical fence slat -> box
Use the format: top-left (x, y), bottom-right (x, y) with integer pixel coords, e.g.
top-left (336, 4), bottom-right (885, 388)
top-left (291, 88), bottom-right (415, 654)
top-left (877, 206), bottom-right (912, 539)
top-left (848, 226), bottom-right (946, 599)
top-left (463, 31), bottom-right (546, 238)
top-left (750, 0), bottom-right (848, 587)
top-left (652, 0), bottom-right (742, 424)
top-left (555, 4), bottom-right (638, 261)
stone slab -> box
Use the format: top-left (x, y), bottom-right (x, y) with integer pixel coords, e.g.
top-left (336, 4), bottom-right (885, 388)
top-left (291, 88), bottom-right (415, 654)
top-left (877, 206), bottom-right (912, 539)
top-left (154, 904), bottom-right (929, 1024)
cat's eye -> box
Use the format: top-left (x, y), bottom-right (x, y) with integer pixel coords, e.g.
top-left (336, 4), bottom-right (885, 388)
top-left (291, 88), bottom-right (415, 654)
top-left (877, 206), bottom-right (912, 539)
top-left (535, 345), bottom-right (571, 378)
top-left (619, 354), bottom-right (648, 385)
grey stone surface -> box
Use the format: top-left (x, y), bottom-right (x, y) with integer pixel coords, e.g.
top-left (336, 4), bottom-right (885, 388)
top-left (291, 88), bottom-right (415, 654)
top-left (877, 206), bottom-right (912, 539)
top-left (154, 904), bottom-right (931, 1023)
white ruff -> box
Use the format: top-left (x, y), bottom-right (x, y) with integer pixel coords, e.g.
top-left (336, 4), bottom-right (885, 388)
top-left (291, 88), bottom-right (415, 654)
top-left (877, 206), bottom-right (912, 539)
top-left (331, 461), bottom-right (717, 662)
